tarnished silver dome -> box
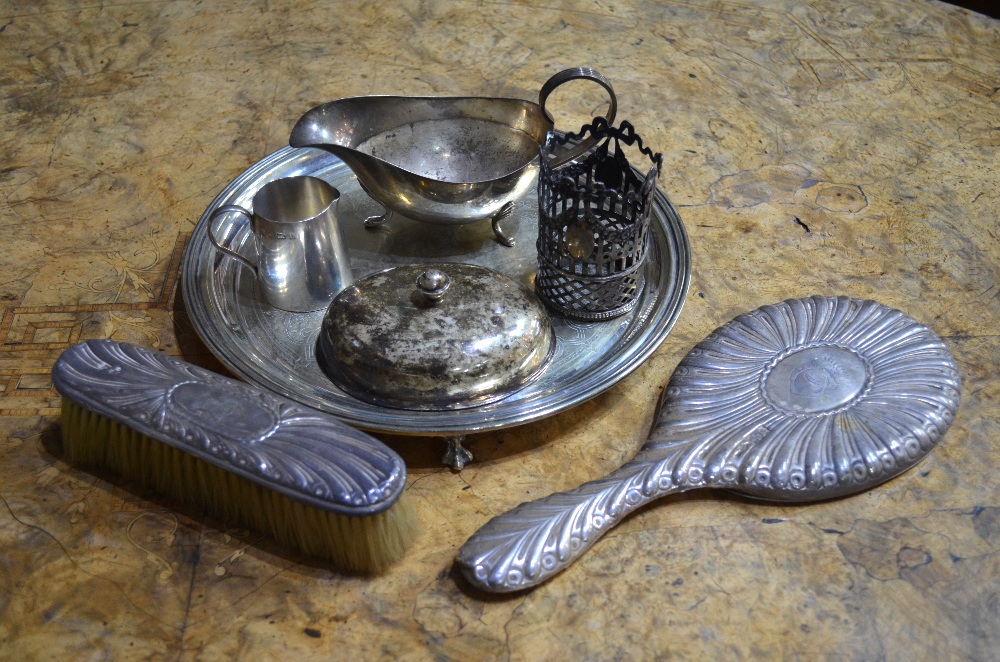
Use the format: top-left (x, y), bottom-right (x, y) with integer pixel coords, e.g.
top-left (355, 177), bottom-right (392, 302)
top-left (318, 263), bottom-right (555, 411)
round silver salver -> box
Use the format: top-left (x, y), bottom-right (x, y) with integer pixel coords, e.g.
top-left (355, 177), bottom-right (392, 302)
top-left (181, 147), bottom-right (690, 435)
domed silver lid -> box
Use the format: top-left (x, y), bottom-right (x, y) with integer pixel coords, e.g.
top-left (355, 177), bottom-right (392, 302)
top-left (317, 263), bottom-right (555, 411)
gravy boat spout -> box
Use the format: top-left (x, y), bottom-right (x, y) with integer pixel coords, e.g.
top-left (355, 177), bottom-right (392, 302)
top-left (288, 68), bottom-right (616, 245)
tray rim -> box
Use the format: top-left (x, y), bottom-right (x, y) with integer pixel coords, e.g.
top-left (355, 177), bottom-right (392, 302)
top-left (181, 146), bottom-right (691, 436)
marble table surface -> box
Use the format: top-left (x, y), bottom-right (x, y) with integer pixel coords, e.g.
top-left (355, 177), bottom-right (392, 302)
top-left (1, 0), bottom-right (997, 658)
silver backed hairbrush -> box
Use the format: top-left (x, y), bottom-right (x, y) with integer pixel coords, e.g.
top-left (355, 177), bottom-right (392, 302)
top-left (53, 340), bottom-right (419, 573)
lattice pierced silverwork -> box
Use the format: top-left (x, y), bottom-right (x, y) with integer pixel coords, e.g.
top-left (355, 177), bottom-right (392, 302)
top-left (535, 118), bottom-right (663, 321)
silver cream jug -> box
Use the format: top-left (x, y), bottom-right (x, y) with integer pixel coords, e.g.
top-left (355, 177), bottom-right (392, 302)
top-left (207, 175), bottom-right (352, 312)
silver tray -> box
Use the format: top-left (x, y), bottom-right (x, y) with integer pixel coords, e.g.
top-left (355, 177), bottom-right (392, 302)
top-left (181, 147), bottom-right (691, 436)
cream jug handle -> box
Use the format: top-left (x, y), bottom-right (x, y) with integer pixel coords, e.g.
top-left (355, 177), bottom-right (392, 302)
top-left (207, 205), bottom-right (258, 273)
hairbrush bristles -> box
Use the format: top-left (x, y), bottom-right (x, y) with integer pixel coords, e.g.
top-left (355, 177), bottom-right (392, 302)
top-left (53, 340), bottom-right (420, 573)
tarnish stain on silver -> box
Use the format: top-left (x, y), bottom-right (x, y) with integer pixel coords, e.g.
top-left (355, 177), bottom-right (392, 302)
top-left (318, 263), bottom-right (556, 411)
top-left (456, 296), bottom-right (961, 591)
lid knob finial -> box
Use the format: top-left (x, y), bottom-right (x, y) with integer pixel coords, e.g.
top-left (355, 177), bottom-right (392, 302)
top-left (416, 269), bottom-right (451, 302)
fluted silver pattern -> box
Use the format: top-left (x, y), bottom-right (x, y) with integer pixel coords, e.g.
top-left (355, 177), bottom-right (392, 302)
top-left (456, 296), bottom-right (961, 592)
top-left (52, 340), bottom-right (407, 516)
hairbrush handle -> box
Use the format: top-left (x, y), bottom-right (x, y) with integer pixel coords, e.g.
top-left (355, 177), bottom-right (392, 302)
top-left (456, 450), bottom-right (694, 592)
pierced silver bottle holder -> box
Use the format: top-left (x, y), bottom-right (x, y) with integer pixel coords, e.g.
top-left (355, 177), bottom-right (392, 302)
top-left (535, 118), bottom-right (663, 321)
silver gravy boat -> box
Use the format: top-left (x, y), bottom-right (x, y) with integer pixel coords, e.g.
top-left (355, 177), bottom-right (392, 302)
top-left (288, 67), bottom-right (616, 246)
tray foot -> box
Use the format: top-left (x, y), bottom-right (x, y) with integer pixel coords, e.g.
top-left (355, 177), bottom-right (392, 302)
top-left (442, 435), bottom-right (473, 470)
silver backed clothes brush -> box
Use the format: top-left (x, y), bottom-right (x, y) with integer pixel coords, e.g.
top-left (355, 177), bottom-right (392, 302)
top-left (53, 340), bottom-right (419, 573)
top-left (456, 296), bottom-right (961, 592)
